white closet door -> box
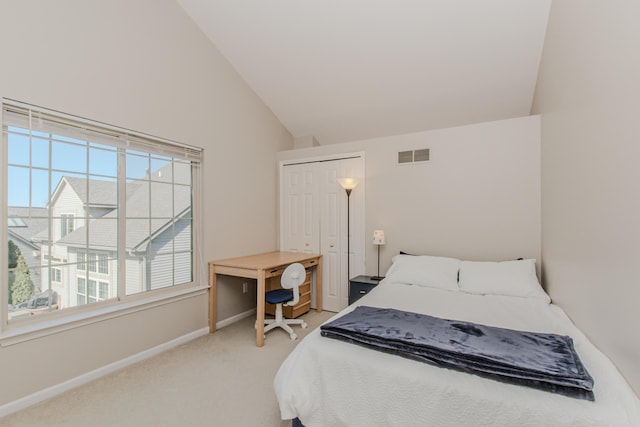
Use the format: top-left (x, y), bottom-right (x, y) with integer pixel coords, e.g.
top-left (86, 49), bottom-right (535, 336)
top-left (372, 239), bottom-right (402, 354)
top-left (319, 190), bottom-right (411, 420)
top-left (280, 155), bottom-right (364, 313)
top-left (320, 157), bottom-right (364, 312)
top-left (280, 163), bottom-right (320, 254)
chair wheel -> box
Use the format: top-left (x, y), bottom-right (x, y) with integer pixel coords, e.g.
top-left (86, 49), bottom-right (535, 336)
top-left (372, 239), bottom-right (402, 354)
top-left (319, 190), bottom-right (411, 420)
top-left (290, 333), bottom-right (297, 340)
top-left (301, 322), bottom-right (308, 329)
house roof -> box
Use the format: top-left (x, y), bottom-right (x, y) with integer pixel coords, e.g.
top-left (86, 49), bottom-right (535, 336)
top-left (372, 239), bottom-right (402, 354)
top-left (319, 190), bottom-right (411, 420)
top-left (56, 163), bottom-right (191, 252)
top-left (51, 177), bottom-right (118, 208)
top-left (7, 207), bottom-right (50, 249)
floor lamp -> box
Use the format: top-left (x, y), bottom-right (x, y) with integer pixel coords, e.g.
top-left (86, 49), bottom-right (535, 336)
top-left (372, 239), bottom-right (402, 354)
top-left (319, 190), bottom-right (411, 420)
top-left (338, 178), bottom-right (358, 287)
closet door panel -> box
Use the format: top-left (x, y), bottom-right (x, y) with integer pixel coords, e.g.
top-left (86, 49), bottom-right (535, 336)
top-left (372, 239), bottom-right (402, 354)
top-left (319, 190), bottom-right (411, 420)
top-left (320, 168), bottom-right (342, 312)
top-left (281, 163), bottom-right (320, 254)
top-left (320, 157), bottom-right (364, 311)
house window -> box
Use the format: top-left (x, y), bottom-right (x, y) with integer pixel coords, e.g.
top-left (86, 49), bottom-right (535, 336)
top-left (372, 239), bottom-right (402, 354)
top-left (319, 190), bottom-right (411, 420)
top-left (99, 281), bottom-right (109, 300)
top-left (51, 268), bottom-right (61, 283)
top-left (88, 280), bottom-right (97, 303)
top-left (88, 253), bottom-right (97, 273)
top-left (77, 278), bottom-right (105, 305)
top-left (77, 277), bottom-right (86, 305)
top-left (2, 99), bottom-right (202, 326)
top-left (8, 218), bottom-right (26, 227)
top-left (60, 214), bottom-right (74, 238)
top-left (98, 254), bottom-right (108, 275)
top-left (77, 251), bottom-right (86, 271)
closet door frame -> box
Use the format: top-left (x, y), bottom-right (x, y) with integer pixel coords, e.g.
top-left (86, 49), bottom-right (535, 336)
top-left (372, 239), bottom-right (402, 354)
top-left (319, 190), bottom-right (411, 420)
top-left (279, 152), bottom-right (365, 312)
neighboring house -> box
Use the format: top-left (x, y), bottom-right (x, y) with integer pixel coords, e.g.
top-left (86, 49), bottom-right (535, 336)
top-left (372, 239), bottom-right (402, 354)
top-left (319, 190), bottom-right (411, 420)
top-left (30, 177), bottom-right (118, 308)
top-left (36, 163), bottom-right (192, 309)
top-left (7, 206), bottom-right (49, 292)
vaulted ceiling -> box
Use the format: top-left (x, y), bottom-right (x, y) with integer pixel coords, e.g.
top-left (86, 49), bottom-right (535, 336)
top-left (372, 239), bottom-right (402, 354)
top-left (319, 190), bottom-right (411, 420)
top-left (177, 1), bottom-right (551, 145)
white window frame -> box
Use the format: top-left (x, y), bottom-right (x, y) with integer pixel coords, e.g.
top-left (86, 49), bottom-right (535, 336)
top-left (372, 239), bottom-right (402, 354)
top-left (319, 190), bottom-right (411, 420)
top-left (60, 213), bottom-right (74, 238)
top-left (77, 251), bottom-right (86, 271)
top-left (88, 253), bottom-right (98, 273)
top-left (77, 277), bottom-right (87, 306)
top-left (98, 254), bottom-right (108, 275)
top-left (1, 98), bottom-right (206, 344)
top-left (98, 281), bottom-right (109, 300)
top-left (51, 267), bottom-right (62, 283)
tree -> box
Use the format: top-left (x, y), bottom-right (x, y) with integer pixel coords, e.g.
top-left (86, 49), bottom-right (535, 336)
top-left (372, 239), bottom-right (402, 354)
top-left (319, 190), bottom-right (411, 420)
top-left (8, 240), bottom-right (19, 269)
top-left (11, 254), bottom-right (34, 306)
top-left (7, 240), bottom-right (21, 305)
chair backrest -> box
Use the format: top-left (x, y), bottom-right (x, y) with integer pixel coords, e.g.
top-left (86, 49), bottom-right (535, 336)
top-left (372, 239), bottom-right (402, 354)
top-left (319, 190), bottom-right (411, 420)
top-left (280, 263), bottom-right (306, 306)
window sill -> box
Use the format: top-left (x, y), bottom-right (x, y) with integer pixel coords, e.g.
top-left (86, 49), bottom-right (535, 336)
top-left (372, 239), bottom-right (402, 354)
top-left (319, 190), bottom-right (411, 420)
top-left (0, 285), bottom-right (209, 347)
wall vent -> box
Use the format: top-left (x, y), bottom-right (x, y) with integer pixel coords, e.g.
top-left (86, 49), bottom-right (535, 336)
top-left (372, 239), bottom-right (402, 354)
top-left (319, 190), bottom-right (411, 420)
top-left (398, 150), bottom-right (413, 164)
top-left (397, 148), bottom-right (430, 165)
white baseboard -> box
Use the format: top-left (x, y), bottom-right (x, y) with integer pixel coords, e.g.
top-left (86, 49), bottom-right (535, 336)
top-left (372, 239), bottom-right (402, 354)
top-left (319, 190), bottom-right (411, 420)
top-left (0, 327), bottom-right (209, 419)
top-left (216, 308), bottom-right (256, 329)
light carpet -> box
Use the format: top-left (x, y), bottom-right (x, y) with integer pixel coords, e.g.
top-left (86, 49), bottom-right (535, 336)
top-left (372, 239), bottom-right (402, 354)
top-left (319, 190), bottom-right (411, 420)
top-left (1, 310), bottom-right (334, 427)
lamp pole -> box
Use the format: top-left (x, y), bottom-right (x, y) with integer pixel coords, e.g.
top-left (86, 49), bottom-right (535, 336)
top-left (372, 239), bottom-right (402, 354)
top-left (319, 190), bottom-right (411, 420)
top-left (345, 187), bottom-right (352, 284)
top-left (338, 178), bottom-right (358, 299)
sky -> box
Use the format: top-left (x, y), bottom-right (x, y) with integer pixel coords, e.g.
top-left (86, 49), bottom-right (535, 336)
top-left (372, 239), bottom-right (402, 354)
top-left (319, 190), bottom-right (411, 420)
top-left (7, 127), bottom-right (168, 207)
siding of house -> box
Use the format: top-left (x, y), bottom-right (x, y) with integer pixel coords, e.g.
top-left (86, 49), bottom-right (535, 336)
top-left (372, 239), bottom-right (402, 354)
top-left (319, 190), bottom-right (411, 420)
top-left (125, 256), bottom-right (143, 296)
top-left (52, 182), bottom-right (85, 242)
top-left (147, 217), bottom-right (192, 290)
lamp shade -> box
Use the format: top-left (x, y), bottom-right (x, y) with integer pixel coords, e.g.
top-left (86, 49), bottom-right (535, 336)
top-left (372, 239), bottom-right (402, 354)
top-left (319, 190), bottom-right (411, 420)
top-left (373, 230), bottom-right (386, 245)
top-left (338, 178), bottom-right (358, 191)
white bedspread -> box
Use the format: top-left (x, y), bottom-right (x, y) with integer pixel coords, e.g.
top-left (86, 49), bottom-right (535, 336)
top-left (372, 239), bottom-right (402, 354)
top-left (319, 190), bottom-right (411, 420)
top-left (274, 282), bottom-right (640, 426)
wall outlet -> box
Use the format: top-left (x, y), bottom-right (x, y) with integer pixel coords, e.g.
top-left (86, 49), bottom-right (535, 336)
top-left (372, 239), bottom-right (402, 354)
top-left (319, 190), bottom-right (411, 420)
top-left (242, 282), bottom-right (248, 293)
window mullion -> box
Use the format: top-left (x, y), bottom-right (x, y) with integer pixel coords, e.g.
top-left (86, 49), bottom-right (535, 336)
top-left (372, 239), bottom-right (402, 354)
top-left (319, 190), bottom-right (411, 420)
top-left (117, 149), bottom-right (126, 301)
top-left (1, 120), bottom-right (7, 330)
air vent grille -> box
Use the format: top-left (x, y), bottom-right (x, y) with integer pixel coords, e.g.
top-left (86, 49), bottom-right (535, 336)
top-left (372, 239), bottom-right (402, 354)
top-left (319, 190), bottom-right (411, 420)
top-left (414, 148), bottom-right (430, 162)
top-left (397, 148), bottom-right (430, 165)
top-left (398, 150), bottom-right (413, 164)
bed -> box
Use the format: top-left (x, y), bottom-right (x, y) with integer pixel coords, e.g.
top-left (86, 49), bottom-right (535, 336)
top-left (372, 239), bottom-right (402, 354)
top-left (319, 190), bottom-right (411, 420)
top-left (274, 255), bottom-right (640, 426)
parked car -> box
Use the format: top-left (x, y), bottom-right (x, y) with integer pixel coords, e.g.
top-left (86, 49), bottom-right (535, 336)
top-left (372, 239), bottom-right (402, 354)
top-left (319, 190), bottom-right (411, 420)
top-left (15, 290), bottom-right (59, 314)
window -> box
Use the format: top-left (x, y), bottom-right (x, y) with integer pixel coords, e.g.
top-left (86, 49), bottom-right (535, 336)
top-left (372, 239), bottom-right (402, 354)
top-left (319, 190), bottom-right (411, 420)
top-left (51, 268), bottom-right (61, 283)
top-left (77, 251), bottom-right (86, 271)
top-left (98, 254), bottom-right (108, 275)
top-left (88, 280), bottom-right (97, 304)
top-left (99, 281), bottom-right (109, 300)
top-left (88, 253), bottom-right (97, 273)
top-left (60, 214), bottom-right (74, 238)
top-left (2, 99), bottom-right (202, 326)
top-left (77, 277), bottom-right (86, 305)
top-left (8, 218), bottom-right (26, 227)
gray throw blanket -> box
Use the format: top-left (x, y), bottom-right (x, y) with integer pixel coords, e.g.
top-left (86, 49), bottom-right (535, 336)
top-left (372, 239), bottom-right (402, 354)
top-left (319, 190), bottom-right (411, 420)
top-left (320, 306), bottom-right (594, 400)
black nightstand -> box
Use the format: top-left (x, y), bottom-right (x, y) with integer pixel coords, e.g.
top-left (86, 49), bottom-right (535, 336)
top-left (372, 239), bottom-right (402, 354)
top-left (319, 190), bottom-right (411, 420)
top-left (349, 275), bottom-right (382, 305)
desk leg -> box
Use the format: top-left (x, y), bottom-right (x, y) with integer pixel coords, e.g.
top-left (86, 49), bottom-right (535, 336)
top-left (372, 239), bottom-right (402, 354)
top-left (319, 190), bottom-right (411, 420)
top-left (256, 269), bottom-right (266, 347)
top-left (315, 256), bottom-right (323, 312)
top-left (209, 264), bottom-right (217, 333)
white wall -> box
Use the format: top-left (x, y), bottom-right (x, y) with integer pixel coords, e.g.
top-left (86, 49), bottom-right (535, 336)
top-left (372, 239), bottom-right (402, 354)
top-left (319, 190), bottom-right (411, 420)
top-left (0, 0), bottom-right (290, 407)
top-left (532, 0), bottom-right (640, 394)
top-left (278, 116), bottom-right (541, 276)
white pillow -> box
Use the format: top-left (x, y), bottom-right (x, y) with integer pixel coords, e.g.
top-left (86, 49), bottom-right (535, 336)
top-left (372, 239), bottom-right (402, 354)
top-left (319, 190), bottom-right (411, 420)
top-left (383, 254), bottom-right (460, 291)
top-left (458, 259), bottom-right (549, 301)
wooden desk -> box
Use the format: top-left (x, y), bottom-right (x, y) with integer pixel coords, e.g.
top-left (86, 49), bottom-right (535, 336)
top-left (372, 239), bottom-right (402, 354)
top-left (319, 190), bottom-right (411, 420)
top-left (209, 251), bottom-right (323, 347)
